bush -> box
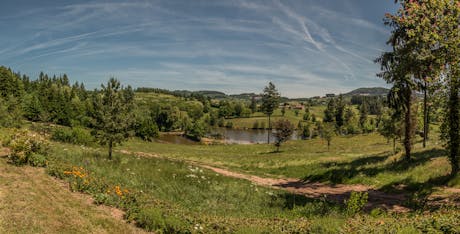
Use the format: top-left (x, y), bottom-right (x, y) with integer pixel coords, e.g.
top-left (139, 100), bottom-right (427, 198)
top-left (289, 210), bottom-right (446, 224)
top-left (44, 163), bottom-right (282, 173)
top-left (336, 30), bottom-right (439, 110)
top-left (7, 130), bottom-right (50, 166)
top-left (51, 127), bottom-right (95, 146)
top-left (225, 121), bottom-right (233, 129)
top-left (185, 119), bottom-right (207, 141)
top-left (345, 191), bottom-right (368, 215)
top-left (217, 118), bottom-right (225, 127)
top-left (135, 117), bottom-right (159, 142)
top-left (252, 121), bottom-right (259, 129)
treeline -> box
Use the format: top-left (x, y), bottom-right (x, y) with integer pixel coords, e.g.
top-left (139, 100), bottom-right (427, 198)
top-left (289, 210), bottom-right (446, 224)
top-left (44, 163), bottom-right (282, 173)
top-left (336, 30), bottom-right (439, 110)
top-left (0, 67), bottom-right (90, 128)
top-left (296, 95), bottom-right (386, 141)
top-left (0, 66), bottom-right (214, 142)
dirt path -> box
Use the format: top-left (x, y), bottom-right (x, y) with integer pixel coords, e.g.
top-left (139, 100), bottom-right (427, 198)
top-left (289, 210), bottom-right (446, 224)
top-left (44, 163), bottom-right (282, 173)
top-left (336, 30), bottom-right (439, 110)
top-left (119, 150), bottom-right (410, 212)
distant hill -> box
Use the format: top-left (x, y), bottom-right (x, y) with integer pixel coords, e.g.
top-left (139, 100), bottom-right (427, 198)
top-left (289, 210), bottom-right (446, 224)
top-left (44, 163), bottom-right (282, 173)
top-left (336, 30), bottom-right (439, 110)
top-left (343, 87), bottom-right (389, 97)
top-left (137, 86), bottom-right (390, 101)
top-left (194, 90), bottom-right (227, 99)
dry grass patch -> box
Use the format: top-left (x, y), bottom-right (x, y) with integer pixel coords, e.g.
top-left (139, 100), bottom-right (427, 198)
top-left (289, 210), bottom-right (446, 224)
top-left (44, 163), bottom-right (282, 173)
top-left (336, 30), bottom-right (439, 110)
top-left (0, 157), bottom-right (146, 234)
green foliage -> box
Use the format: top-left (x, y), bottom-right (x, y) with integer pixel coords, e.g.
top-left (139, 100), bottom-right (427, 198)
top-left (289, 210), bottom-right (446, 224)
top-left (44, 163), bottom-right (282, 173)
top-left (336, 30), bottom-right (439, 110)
top-left (321, 122), bottom-right (336, 150)
top-left (272, 119), bottom-right (294, 151)
top-left (344, 107), bottom-right (360, 134)
top-left (22, 93), bottom-right (43, 122)
top-left (0, 66), bottom-right (24, 98)
top-left (298, 122), bottom-right (311, 139)
top-left (378, 108), bottom-right (402, 152)
top-left (260, 82), bottom-right (280, 116)
top-left (185, 119), bottom-right (208, 141)
top-left (335, 94), bottom-right (346, 128)
top-left (135, 116), bottom-right (159, 142)
top-left (225, 121), bottom-right (233, 129)
top-left (7, 130), bottom-right (49, 166)
top-left (51, 127), bottom-right (95, 146)
top-left (303, 105), bottom-right (311, 121)
top-left (323, 98), bottom-right (336, 123)
top-left (150, 104), bottom-right (181, 131)
top-left (91, 78), bottom-right (135, 159)
top-left (0, 96), bottom-right (23, 128)
top-left (345, 191), bottom-right (368, 215)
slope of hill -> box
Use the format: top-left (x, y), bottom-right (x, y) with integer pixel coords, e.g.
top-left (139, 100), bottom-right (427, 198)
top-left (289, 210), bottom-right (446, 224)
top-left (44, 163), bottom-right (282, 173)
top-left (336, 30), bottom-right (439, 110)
top-left (0, 151), bottom-right (145, 233)
top-left (344, 87), bottom-right (389, 97)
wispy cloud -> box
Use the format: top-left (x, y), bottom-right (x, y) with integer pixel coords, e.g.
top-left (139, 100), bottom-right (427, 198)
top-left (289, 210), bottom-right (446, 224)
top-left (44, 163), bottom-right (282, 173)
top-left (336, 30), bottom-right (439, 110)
top-left (0, 0), bottom-right (395, 97)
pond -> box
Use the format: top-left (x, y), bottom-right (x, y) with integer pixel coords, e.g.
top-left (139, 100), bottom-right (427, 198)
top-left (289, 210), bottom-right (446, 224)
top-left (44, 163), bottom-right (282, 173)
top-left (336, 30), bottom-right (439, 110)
top-left (208, 128), bottom-right (300, 144)
top-left (156, 128), bottom-right (301, 145)
top-left (156, 133), bottom-right (198, 145)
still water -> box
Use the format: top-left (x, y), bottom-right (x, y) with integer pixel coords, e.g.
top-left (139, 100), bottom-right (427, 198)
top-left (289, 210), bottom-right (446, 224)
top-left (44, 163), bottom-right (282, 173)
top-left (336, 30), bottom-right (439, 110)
top-left (156, 128), bottom-right (301, 145)
top-left (209, 128), bottom-right (300, 144)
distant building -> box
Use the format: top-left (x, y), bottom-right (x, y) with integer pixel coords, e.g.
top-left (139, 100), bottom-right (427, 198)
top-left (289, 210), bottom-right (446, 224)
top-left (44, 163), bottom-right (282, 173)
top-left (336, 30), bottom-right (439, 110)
top-left (325, 93), bottom-right (335, 98)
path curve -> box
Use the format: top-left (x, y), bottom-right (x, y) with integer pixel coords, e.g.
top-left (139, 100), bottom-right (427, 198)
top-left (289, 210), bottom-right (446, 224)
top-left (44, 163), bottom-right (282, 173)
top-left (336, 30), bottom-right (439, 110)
top-left (119, 150), bottom-right (410, 212)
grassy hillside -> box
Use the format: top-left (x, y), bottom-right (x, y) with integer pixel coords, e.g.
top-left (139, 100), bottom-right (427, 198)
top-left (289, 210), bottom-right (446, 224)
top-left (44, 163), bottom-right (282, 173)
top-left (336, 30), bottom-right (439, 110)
top-left (120, 133), bottom-right (459, 192)
top-left (1, 125), bottom-right (459, 233)
top-left (227, 106), bottom-right (325, 129)
top-left (0, 152), bottom-right (144, 233)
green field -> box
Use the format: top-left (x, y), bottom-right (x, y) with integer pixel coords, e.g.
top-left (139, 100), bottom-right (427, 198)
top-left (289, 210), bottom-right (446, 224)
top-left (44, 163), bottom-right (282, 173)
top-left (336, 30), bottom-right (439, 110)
top-left (1, 125), bottom-right (460, 233)
top-left (120, 132), bottom-right (458, 191)
top-left (226, 106), bottom-right (326, 129)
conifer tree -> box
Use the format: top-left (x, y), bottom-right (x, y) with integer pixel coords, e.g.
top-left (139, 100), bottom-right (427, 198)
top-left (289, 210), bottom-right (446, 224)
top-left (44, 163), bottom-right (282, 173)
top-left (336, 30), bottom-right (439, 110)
top-left (91, 78), bottom-right (135, 159)
top-left (261, 82), bottom-right (280, 144)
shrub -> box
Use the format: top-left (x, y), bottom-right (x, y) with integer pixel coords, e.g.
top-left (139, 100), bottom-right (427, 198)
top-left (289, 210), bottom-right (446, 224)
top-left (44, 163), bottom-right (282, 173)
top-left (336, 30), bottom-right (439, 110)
top-left (135, 117), bottom-right (159, 142)
top-left (225, 121), bottom-right (233, 129)
top-left (345, 191), bottom-right (368, 215)
top-left (217, 118), bottom-right (225, 127)
top-left (51, 127), bottom-right (94, 146)
top-left (185, 119), bottom-right (207, 141)
top-left (7, 130), bottom-right (49, 166)
top-left (272, 119), bottom-right (294, 152)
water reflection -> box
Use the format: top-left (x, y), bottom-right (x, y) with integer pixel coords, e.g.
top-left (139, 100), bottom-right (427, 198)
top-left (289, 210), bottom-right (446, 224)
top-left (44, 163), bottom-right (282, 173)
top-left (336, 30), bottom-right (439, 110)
top-left (209, 128), bottom-right (300, 144)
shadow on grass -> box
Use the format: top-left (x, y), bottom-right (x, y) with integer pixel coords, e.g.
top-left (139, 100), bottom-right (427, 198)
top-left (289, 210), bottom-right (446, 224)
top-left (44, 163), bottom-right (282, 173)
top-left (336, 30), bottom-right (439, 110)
top-left (276, 193), bottom-right (340, 216)
top-left (259, 150), bottom-right (285, 155)
top-left (303, 148), bottom-right (446, 184)
top-left (296, 148), bottom-right (457, 211)
top-left (379, 173), bottom-right (458, 210)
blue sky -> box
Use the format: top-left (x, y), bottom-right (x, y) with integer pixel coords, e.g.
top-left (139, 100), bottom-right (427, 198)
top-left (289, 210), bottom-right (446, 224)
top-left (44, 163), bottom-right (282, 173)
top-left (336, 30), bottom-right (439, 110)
top-left (0, 0), bottom-right (398, 97)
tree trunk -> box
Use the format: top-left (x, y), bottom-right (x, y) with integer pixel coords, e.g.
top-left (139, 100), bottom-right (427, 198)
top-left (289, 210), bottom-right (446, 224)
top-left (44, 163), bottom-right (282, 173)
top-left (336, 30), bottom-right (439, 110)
top-left (423, 80), bottom-right (428, 148)
top-left (327, 140), bottom-right (330, 150)
top-left (404, 90), bottom-right (412, 161)
top-left (393, 137), bottom-right (396, 155)
top-left (448, 77), bottom-right (459, 175)
top-left (267, 114), bottom-right (271, 144)
top-left (108, 140), bottom-right (113, 160)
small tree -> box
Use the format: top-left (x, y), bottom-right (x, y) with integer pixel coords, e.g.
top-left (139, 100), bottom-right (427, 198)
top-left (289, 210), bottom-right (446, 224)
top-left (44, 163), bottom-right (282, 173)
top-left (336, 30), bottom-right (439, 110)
top-left (321, 122), bottom-right (336, 150)
top-left (91, 78), bottom-right (135, 160)
top-left (378, 108), bottom-right (402, 154)
top-left (272, 119), bottom-right (294, 152)
top-left (250, 96), bottom-right (257, 113)
top-left (260, 82), bottom-right (280, 144)
top-left (303, 105), bottom-right (311, 121)
top-left (323, 98), bottom-right (336, 123)
top-left (281, 103), bottom-right (286, 116)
